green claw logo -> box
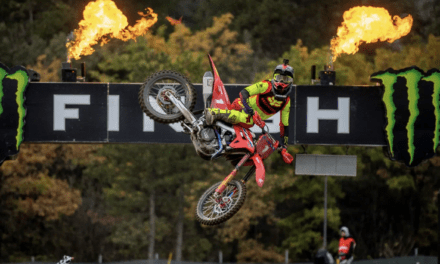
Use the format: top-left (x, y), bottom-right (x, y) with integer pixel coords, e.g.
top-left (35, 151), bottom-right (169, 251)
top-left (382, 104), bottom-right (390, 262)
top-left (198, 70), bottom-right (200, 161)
top-left (371, 66), bottom-right (440, 167)
top-left (0, 63), bottom-right (28, 164)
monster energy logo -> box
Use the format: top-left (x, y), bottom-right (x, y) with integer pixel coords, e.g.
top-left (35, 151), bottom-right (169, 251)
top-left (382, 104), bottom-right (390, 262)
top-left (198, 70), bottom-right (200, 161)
top-left (0, 63), bottom-right (28, 164)
top-left (371, 66), bottom-right (440, 167)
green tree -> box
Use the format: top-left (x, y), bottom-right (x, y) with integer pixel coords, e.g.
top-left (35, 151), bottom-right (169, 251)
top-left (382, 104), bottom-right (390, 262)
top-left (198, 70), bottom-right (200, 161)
top-left (0, 144), bottom-right (100, 261)
top-left (0, 0), bottom-right (74, 67)
top-left (336, 146), bottom-right (440, 258)
top-left (85, 144), bottom-right (213, 261)
top-left (256, 40), bottom-right (374, 86)
top-left (191, 0), bottom-right (433, 58)
top-left (85, 144), bottom-right (164, 260)
top-left (87, 13), bottom-right (253, 83)
top-left (374, 34), bottom-right (440, 72)
top-left (272, 146), bottom-right (343, 261)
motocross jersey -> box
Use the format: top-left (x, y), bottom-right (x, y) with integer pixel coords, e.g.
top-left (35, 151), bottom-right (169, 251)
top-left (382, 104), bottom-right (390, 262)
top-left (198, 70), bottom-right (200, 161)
top-left (238, 80), bottom-right (291, 137)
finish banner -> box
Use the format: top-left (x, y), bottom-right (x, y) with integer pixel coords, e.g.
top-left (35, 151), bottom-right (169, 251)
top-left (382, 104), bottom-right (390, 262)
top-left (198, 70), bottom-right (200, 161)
top-left (294, 85), bottom-right (386, 146)
top-left (0, 66), bottom-right (434, 167)
top-left (23, 82), bottom-right (387, 146)
top-left (24, 83), bottom-right (256, 144)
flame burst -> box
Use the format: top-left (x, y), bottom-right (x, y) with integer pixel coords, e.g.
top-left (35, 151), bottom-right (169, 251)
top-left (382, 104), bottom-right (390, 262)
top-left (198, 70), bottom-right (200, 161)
top-left (67, 0), bottom-right (158, 61)
top-left (331, 6), bottom-right (413, 61)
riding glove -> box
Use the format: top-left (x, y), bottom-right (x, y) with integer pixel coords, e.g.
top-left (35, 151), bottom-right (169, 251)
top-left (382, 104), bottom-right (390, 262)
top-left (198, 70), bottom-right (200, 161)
top-left (240, 90), bottom-right (254, 116)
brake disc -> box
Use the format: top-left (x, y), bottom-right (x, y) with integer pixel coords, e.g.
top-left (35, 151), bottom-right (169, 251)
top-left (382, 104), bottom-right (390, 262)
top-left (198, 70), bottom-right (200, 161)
top-left (156, 86), bottom-right (180, 113)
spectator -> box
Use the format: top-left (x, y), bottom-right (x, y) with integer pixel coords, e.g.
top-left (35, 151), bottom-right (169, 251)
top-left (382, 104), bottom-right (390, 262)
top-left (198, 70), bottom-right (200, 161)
top-left (338, 226), bottom-right (356, 264)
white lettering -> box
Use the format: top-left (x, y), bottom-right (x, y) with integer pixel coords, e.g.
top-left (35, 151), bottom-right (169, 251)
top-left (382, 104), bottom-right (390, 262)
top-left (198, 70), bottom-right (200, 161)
top-left (108, 95), bottom-right (119, 131)
top-left (144, 95), bottom-right (186, 132)
top-left (307, 97), bottom-right (350, 134)
top-left (54, 95), bottom-right (90, 131)
top-left (142, 114), bottom-right (183, 132)
top-left (169, 122), bottom-right (184, 132)
top-left (142, 115), bottom-right (183, 132)
top-left (143, 114), bottom-right (155, 132)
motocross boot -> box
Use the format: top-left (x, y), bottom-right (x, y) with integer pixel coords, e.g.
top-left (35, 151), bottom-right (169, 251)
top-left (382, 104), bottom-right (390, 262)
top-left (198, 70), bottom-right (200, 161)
top-left (204, 108), bottom-right (238, 125)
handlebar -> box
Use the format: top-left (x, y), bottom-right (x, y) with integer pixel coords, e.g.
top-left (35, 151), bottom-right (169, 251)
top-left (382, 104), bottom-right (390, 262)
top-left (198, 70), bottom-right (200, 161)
top-left (261, 124), bottom-right (269, 134)
top-left (253, 123), bottom-right (292, 163)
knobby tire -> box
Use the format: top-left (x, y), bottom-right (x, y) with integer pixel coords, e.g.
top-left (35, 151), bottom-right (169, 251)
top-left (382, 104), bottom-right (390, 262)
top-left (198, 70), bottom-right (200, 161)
top-left (138, 70), bottom-right (197, 124)
top-left (196, 180), bottom-right (246, 226)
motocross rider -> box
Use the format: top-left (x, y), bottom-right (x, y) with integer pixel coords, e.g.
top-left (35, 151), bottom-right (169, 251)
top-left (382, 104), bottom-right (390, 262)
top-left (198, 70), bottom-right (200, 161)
top-left (205, 59), bottom-right (294, 160)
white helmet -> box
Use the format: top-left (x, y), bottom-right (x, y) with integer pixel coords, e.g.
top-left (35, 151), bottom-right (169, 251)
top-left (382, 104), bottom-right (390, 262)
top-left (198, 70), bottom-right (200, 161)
top-left (340, 226), bottom-right (350, 237)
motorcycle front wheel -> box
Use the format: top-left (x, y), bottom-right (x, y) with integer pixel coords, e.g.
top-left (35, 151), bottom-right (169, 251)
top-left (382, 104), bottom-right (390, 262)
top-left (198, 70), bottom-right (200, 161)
top-left (196, 180), bottom-right (246, 226)
top-left (138, 70), bottom-right (197, 124)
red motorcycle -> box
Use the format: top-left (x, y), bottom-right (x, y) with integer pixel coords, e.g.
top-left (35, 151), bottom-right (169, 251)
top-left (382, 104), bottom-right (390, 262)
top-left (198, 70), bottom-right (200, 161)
top-left (138, 55), bottom-right (293, 225)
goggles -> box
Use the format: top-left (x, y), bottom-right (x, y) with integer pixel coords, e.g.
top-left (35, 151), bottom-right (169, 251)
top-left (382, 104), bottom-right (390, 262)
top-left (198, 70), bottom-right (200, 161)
top-left (274, 74), bottom-right (293, 84)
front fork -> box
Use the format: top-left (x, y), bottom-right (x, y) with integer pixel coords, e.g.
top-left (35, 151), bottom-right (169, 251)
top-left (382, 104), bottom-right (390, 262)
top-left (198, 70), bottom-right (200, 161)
top-left (214, 153), bottom-right (251, 197)
top-left (165, 91), bottom-right (197, 125)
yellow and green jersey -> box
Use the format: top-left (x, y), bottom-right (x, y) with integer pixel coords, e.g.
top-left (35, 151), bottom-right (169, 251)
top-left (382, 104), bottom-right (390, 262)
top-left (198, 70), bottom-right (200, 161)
top-left (242, 80), bottom-right (291, 127)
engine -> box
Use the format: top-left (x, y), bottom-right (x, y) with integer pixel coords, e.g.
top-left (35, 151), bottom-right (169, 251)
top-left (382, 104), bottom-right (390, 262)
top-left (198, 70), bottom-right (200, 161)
top-left (199, 127), bottom-right (219, 152)
top-left (191, 127), bottom-right (219, 159)
top-left (200, 127), bottom-right (217, 143)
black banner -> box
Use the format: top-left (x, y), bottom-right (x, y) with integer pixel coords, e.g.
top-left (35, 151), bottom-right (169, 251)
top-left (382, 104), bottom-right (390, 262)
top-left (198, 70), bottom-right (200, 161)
top-left (25, 82), bottom-right (108, 142)
top-left (24, 83), bottom-right (264, 143)
top-left (22, 82), bottom-right (388, 146)
top-left (294, 85), bottom-right (387, 146)
top-left (108, 83), bottom-right (199, 143)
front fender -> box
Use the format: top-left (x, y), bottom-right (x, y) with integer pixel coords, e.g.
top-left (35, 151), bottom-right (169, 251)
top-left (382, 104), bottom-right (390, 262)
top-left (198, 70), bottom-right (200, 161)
top-left (251, 154), bottom-right (266, 187)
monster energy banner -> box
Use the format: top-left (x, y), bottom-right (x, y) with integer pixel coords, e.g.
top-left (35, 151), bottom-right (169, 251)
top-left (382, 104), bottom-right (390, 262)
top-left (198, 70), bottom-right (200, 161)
top-left (371, 66), bottom-right (440, 167)
top-left (0, 63), bottom-right (28, 164)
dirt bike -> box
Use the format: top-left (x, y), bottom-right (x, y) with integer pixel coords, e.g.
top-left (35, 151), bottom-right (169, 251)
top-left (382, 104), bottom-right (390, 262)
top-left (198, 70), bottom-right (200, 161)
top-left (138, 55), bottom-right (293, 225)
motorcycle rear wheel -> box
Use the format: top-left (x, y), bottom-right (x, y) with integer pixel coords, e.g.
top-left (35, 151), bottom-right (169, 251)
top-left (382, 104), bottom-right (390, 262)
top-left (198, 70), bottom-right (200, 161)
top-left (196, 180), bottom-right (246, 226)
top-left (138, 70), bottom-right (197, 124)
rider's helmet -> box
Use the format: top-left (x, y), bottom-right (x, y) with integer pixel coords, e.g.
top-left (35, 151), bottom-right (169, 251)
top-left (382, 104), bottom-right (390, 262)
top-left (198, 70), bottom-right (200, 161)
top-left (272, 59), bottom-right (294, 100)
top-left (340, 226), bottom-right (350, 237)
